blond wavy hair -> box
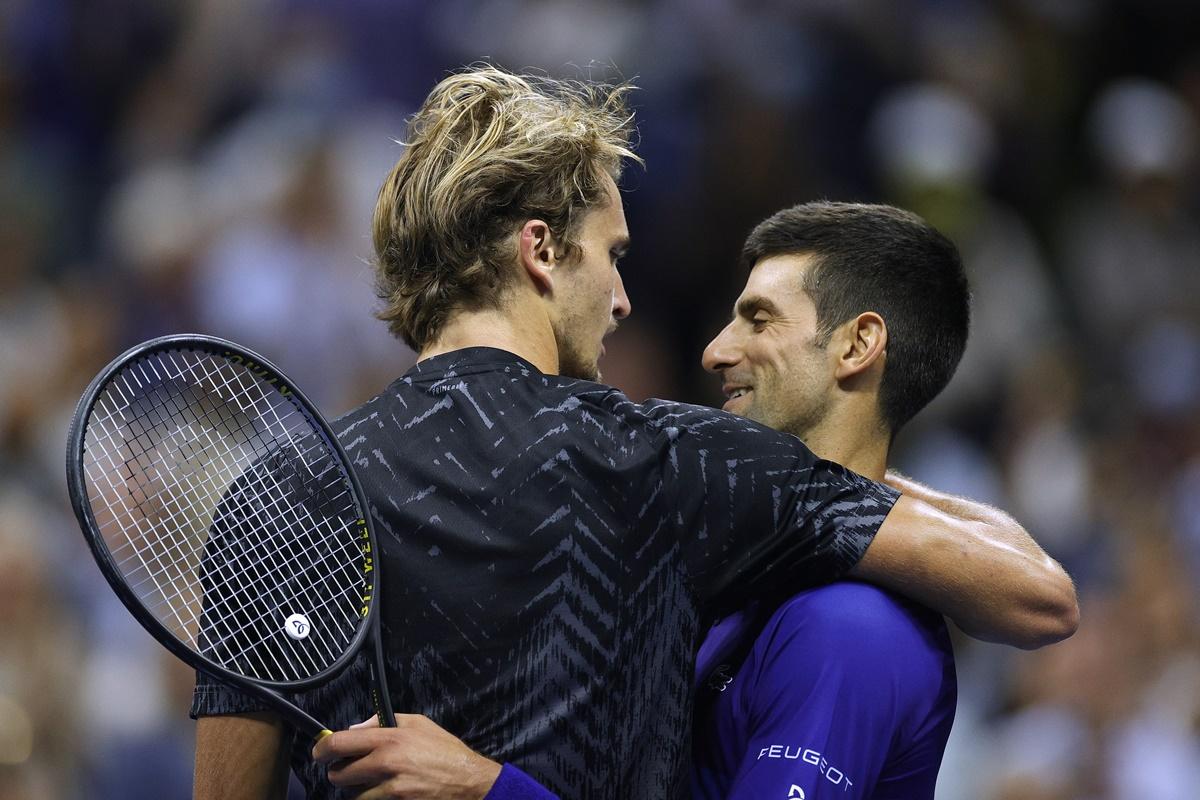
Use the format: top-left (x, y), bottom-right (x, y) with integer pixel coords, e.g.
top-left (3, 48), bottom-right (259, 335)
top-left (372, 65), bottom-right (640, 350)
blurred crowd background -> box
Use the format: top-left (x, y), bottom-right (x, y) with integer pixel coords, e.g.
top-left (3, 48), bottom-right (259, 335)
top-left (2, 0), bottom-right (1199, 798)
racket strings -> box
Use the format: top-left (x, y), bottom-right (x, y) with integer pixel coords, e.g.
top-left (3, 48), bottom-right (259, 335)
top-left (81, 348), bottom-right (370, 684)
top-left (194, 457), bottom-right (364, 675)
top-left (153, 352), bottom-right (365, 679)
top-left (97, 352), bottom-right (364, 681)
top-left (86, 353), bottom-right (313, 664)
top-left (86, 356), bottom-right (289, 607)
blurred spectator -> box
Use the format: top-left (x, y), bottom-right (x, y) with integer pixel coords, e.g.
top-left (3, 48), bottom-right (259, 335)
top-left (0, 485), bottom-right (82, 798)
top-left (869, 82), bottom-right (1064, 423)
top-left (1059, 79), bottom-right (1200, 359)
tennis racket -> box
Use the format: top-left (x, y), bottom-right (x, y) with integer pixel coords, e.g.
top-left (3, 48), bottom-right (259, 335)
top-left (66, 333), bottom-right (396, 742)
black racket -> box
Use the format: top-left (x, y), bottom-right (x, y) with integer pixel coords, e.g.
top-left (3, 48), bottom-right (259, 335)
top-left (66, 333), bottom-right (395, 742)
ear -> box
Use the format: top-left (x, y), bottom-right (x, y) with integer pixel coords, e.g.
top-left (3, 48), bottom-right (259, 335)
top-left (518, 219), bottom-right (560, 295)
top-left (833, 312), bottom-right (887, 381)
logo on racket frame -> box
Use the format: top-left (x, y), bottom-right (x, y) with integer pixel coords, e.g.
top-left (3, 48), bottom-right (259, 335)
top-left (223, 352), bottom-right (292, 396)
top-left (358, 518), bottom-right (374, 618)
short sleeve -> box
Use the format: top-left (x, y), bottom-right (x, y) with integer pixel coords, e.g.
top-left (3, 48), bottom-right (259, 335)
top-left (638, 400), bottom-right (900, 614)
top-left (190, 670), bottom-right (270, 718)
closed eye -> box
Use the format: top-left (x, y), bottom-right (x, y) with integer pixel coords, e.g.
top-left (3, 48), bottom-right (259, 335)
top-left (734, 295), bottom-right (782, 330)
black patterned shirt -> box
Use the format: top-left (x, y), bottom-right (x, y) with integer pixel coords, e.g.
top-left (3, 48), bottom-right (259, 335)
top-left (191, 347), bottom-right (899, 799)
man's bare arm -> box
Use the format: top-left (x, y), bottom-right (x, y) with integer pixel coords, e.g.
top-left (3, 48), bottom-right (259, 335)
top-left (194, 713), bottom-right (290, 800)
top-left (849, 471), bottom-right (1079, 649)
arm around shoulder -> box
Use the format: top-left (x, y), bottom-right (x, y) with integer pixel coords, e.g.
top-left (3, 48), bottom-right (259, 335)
top-left (849, 473), bottom-right (1079, 649)
top-left (194, 713), bottom-right (291, 800)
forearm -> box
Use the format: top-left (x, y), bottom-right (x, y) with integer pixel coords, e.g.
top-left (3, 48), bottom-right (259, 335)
top-left (194, 713), bottom-right (290, 800)
top-left (850, 479), bottom-right (1079, 649)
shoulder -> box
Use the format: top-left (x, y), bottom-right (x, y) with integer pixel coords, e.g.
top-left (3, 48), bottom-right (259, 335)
top-left (547, 386), bottom-right (787, 448)
top-left (736, 584), bottom-right (954, 736)
top-left (756, 582), bottom-right (952, 681)
top-left (332, 388), bottom-right (392, 436)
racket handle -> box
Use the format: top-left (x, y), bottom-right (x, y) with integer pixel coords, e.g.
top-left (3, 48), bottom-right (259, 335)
top-left (369, 644), bottom-right (397, 728)
top-left (287, 704), bottom-right (335, 744)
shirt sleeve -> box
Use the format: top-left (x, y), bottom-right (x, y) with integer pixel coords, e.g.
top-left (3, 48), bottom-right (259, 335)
top-left (721, 583), bottom-right (950, 799)
top-left (482, 764), bottom-right (561, 800)
top-left (190, 670), bottom-right (270, 718)
top-left (639, 400), bottom-right (900, 614)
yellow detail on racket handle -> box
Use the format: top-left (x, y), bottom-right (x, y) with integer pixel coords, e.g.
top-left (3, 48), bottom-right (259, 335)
top-left (315, 729), bottom-right (333, 742)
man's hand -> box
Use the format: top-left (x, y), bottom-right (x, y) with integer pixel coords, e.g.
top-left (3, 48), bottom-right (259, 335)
top-left (312, 714), bottom-right (502, 800)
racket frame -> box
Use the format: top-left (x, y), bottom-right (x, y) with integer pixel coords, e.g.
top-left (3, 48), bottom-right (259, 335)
top-left (66, 333), bottom-right (395, 741)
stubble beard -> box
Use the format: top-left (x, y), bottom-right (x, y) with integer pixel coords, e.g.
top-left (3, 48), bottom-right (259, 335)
top-left (556, 331), bottom-right (602, 382)
top-left (553, 307), bottom-right (605, 381)
top-left (561, 355), bottom-right (601, 382)
top-left (746, 367), bottom-right (832, 442)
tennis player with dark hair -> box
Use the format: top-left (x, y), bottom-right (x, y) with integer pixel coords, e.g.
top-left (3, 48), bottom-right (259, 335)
top-left (690, 201), bottom-right (974, 799)
top-left (192, 66), bottom-right (1077, 800)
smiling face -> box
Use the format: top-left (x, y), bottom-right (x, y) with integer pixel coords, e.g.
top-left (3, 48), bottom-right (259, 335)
top-left (552, 173), bottom-right (632, 381)
top-left (701, 254), bottom-right (836, 438)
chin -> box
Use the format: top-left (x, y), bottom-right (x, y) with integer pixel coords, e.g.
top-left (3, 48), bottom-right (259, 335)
top-left (560, 356), bottom-right (601, 382)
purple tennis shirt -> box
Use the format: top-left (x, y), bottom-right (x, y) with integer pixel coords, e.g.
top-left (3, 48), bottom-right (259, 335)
top-left (691, 581), bottom-right (957, 799)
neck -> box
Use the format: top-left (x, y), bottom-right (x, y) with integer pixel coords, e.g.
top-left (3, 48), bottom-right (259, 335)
top-left (799, 403), bottom-right (890, 480)
top-left (418, 295), bottom-right (559, 374)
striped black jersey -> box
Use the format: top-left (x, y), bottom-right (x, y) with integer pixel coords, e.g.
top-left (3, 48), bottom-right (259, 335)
top-left (191, 347), bottom-right (900, 799)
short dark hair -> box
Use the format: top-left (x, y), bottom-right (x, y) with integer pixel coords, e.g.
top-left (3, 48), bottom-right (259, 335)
top-left (740, 201), bottom-right (970, 434)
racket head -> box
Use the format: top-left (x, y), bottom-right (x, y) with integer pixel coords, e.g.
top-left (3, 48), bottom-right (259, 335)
top-left (66, 334), bottom-right (384, 699)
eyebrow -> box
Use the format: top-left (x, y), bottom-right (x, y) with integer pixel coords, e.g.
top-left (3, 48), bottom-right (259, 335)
top-left (734, 294), bottom-right (782, 320)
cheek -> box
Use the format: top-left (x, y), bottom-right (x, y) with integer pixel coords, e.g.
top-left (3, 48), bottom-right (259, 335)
top-left (593, 271), bottom-right (615, 316)
top-left (752, 342), bottom-right (793, 377)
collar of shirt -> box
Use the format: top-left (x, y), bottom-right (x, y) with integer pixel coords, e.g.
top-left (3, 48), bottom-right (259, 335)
top-left (404, 347), bottom-right (544, 381)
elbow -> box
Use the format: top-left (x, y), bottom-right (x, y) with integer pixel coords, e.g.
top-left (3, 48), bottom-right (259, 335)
top-left (1014, 558), bottom-right (1080, 650)
top-left (1015, 603), bottom-right (1079, 651)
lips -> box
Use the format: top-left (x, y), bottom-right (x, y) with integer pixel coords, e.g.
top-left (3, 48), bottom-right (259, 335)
top-left (721, 384), bottom-right (753, 412)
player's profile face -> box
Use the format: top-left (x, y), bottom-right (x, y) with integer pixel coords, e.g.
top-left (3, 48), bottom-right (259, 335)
top-left (701, 254), bottom-right (834, 437)
top-left (553, 173), bottom-right (632, 381)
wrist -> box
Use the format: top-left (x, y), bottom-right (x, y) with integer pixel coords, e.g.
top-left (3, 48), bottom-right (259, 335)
top-left (468, 755), bottom-right (503, 799)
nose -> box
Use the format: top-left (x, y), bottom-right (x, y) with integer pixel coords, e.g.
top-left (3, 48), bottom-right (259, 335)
top-left (612, 270), bottom-right (631, 320)
top-left (701, 323), bottom-right (738, 373)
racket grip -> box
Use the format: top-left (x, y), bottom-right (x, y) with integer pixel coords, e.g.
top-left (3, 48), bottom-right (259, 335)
top-left (369, 645), bottom-right (397, 728)
top-left (288, 705), bottom-right (335, 744)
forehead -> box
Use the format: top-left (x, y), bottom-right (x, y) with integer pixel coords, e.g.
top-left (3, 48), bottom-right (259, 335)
top-left (737, 253), bottom-right (816, 307)
top-left (583, 172), bottom-right (628, 237)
